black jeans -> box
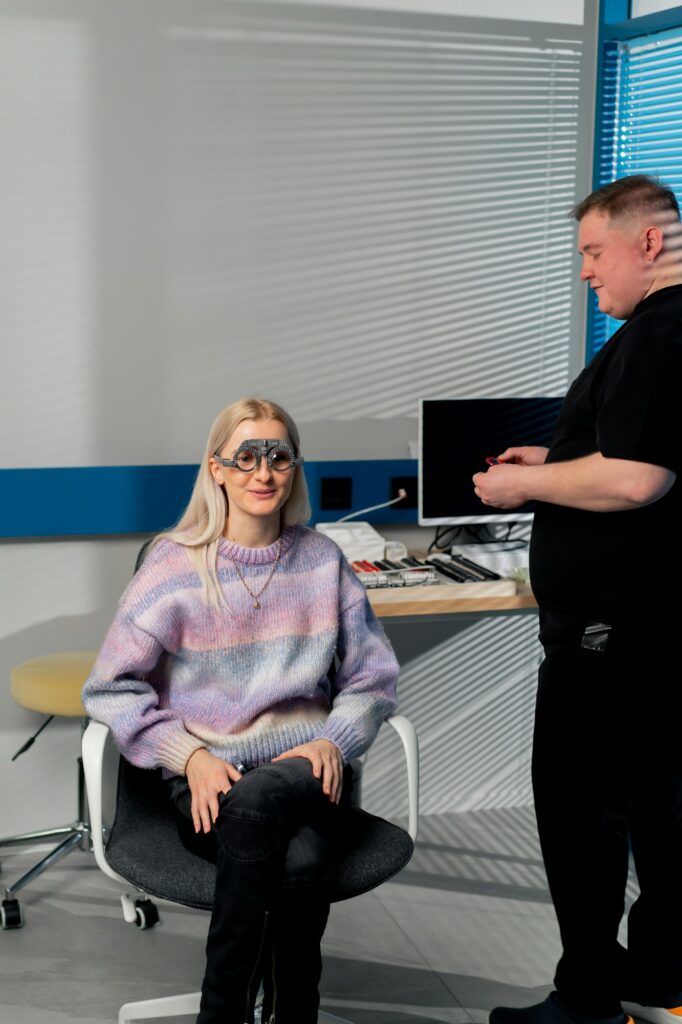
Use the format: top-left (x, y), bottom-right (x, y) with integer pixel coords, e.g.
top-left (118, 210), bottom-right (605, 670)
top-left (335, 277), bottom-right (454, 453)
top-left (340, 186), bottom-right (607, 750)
top-left (532, 635), bottom-right (682, 1017)
top-left (169, 757), bottom-right (352, 1024)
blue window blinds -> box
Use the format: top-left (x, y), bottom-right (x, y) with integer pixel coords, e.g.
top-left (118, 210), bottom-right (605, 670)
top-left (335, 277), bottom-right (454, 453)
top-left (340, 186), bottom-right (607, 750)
top-left (590, 25), bottom-right (682, 358)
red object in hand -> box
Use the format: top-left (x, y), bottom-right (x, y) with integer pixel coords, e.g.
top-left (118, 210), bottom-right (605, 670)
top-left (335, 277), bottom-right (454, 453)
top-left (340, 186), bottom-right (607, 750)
top-left (485, 456), bottom-right (500, 466)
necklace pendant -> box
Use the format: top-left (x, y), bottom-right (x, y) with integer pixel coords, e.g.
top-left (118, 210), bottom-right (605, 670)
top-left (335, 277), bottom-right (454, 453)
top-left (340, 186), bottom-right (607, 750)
top-left (253, 599), bottom-right (260, 610)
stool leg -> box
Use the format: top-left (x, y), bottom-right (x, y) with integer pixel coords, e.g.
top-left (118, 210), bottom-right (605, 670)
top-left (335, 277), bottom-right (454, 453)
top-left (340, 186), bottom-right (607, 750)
top-left (0, 827), bottom-right (76, 848)
top-left (0, 718), bottom-right (95, 927)
top-left (0, 741), bottom-right (92, 853)
top-left (4, 830), bottom-right (82, 900)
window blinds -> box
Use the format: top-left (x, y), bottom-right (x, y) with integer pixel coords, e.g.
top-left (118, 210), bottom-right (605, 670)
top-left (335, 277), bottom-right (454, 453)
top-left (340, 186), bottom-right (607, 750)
top-left (591, 28), bottom-right (682, 355)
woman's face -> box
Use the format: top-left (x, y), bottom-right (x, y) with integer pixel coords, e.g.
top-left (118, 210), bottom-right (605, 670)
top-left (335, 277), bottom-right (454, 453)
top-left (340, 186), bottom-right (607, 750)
top-left (209, 418), bottom-right (296, 528)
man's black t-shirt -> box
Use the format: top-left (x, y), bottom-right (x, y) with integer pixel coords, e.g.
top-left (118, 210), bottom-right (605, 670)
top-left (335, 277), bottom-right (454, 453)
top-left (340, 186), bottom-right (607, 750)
top-left (530, 284), bottom-right (682, 646)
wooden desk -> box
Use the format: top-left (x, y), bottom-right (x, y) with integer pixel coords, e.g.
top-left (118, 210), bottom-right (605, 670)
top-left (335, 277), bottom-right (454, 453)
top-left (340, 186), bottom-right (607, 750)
top-left (368, 581), bottom-right (537, 618)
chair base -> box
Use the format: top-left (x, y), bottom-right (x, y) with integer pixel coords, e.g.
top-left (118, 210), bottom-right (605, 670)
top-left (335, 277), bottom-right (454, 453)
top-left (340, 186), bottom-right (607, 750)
top-left (118, 991), bottom-right (357, 1024)
top-left (1, 822), bottom-right (91, 901)
top-left (119, 992), bottom-right (200, 1022)
top-left (0, 726), bottom-right (92, 921)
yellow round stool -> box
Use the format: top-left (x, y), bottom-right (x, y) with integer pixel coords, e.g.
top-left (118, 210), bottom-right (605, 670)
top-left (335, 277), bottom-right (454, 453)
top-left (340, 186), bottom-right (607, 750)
top-left (1, 652), bottom-right (97, 930)
top-left (10, 652), bottom-right (92, 717)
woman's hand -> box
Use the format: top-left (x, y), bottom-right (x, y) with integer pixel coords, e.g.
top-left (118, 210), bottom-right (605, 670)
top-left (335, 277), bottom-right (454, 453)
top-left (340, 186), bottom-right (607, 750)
top-left (185, 748), bottom-right (243, 834)
top-left (273, 739), bottom-right (344, 804)
top-left (497, 446), bottom-right (549, 466)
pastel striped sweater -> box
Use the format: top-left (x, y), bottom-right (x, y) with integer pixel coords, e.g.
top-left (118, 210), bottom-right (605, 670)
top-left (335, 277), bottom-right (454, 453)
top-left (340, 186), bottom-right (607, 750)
top-left (82, 525), bottom-right (399, 775)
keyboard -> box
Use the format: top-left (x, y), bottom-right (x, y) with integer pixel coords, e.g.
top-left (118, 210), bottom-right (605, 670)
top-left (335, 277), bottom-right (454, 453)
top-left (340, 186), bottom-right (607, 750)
top-left (449, 543), bottom-right (529, 580)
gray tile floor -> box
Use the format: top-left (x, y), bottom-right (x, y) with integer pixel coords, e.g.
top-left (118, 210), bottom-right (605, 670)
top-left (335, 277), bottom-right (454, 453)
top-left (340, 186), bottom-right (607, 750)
top-left (0, 807), bottom-right (640, 1024)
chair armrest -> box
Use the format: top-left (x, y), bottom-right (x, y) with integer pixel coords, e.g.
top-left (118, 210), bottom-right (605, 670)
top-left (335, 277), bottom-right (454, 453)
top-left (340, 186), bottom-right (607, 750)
top-left (382, 714), bottom-right (419, 842)
top-left (82, 720), bottom-right (130, 887)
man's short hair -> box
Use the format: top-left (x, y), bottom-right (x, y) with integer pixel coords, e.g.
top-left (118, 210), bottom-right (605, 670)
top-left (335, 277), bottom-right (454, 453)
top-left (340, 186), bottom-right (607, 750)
top-left (573, 174), bottom-right (680, 223)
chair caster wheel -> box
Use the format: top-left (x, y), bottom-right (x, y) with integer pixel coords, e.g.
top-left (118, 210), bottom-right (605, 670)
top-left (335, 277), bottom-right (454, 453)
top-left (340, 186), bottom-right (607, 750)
top-left (134, 899), bottom-right (159, 929)
top-left (1, 899), bottom-right (24, 929)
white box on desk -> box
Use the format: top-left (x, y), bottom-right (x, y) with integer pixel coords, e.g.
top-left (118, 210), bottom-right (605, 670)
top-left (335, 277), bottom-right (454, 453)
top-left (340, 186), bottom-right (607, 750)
top-left (314, 521), bottom-right (386, 563)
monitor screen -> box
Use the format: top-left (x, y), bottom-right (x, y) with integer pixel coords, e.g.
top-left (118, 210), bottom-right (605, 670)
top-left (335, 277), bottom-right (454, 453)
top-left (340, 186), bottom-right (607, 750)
top-left (419, 397), bottom-right (563, 526)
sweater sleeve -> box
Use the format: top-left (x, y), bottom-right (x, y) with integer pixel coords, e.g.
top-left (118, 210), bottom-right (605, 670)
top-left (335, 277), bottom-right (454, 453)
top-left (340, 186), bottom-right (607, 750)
top-left (81, 607), bottom-right (205, 776)
top-left (316, 559), bottom-right (399, 762)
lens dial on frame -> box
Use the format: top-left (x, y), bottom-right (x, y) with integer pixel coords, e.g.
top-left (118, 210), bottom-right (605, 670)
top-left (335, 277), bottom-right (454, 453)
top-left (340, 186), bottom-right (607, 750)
top-left (268, 446), bottom-right (295, 471)
top-left (233, 446), bottom-right (259, 471)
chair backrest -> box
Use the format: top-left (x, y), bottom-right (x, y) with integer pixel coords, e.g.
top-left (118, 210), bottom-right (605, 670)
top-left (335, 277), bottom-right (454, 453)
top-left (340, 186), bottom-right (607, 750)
top-left (134, 539), bottom-right (154, 574)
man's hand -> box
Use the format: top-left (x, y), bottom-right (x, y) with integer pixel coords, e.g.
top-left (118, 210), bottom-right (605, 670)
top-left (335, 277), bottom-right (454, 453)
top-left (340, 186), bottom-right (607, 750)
top-left (473, 463), bottom-right (530, 509)
top-left (497, 446), bottom-right (549, 466)
top-left (185, 748), bottom-right (243, 834)
top-left (273, 739), bottom-right (343, 804)
top-left (474, 451), bottom-right (675, 512)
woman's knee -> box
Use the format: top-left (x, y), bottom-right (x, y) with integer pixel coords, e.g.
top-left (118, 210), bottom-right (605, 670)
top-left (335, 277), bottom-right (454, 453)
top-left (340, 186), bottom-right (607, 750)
top-left (220, 759), bottom-right (316, 820)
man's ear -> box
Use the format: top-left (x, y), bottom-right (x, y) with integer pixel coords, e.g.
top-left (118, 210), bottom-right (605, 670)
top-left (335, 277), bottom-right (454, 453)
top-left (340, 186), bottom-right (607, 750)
top-left (643, 225), bottom-right (664, 263)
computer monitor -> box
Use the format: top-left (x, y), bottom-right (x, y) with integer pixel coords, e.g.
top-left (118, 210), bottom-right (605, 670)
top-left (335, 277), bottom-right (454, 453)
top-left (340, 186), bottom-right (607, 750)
top-left (419, 397), bottom-right (563, 526)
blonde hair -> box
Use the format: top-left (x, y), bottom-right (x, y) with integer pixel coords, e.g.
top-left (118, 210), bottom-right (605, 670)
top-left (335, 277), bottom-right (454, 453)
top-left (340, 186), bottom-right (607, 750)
top-left (151, 398), bottom-right (311, 607)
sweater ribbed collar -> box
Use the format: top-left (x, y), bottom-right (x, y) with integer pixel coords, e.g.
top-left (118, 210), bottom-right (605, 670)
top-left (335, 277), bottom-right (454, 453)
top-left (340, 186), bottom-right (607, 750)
top-left (218, 525), bottom-right (297, 565)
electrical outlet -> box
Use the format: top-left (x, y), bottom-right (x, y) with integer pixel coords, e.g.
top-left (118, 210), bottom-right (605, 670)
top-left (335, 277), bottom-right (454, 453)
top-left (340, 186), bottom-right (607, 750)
top-left (391, 475), bottom-right (418, 509)
top-left (320, 477), bottom-right (353, 511)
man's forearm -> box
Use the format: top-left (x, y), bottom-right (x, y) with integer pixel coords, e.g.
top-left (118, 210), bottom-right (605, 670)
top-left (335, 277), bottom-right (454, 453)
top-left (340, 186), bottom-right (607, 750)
top-left (523, 452), bottom-right (675, 511)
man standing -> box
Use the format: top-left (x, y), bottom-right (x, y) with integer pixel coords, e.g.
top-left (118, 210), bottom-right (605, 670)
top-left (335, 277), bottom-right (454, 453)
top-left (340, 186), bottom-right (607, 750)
top-left (473, 175), bottom-right (682, 1024)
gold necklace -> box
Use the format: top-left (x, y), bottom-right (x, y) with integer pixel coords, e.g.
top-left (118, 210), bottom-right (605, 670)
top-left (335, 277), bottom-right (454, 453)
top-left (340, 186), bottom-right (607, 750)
top-left (228, 536), bottom-right (283, 610)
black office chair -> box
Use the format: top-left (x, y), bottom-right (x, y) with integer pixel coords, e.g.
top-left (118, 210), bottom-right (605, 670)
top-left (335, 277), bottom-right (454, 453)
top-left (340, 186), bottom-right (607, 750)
top-left (83, 715), bottom-right (418, 1023)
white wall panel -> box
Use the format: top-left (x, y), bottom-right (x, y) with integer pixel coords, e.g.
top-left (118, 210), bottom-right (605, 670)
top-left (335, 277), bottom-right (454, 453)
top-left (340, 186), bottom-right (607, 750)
top-left (0, 15), bottom-right (95, 466)
top-left (0, 0), bottom-right (596, 467)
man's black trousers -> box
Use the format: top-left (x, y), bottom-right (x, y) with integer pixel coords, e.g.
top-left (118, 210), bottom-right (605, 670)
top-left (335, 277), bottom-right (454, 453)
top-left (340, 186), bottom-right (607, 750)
top-left (532, 635), bottom-right (682, 1018)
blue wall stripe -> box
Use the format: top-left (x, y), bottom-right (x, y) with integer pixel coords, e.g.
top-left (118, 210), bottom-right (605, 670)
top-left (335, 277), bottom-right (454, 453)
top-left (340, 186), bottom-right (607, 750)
top-left (0, 460), bottom-right (418, 538)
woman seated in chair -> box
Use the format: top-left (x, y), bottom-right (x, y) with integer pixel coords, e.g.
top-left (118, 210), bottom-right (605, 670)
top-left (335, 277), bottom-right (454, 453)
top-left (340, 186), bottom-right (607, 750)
top-left (82, 397), bottom-right (399, 1024)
